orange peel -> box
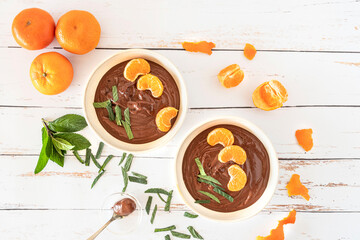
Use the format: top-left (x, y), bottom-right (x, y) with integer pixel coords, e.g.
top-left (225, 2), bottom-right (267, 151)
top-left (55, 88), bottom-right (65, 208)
top-left (257, 210), bottom-right (297, 240)
top-left (295, 128), bottom-right (313, 152)
top-left (227, 164), bottom-right (247, 192)
top-left (286, 174), bottom-right (310, 201)
top-left (182, 41), bottom-right (216, 55)
top-left (137, 74), bottom-right (164, 98)
top-left (155, 107), bottom-right (178, 132)
top-left (218, 145), bottom-right (247, 165)
top-left (207, 128), bottom-right (234, 147)
top-left (123, 58), bottom-right (150, 82)
top-left (252, 80), bottom-right (288, 111)
top-left (217, 64), bottom-right (244, 88)
top-left (244, 43), bottom-right (257, 60)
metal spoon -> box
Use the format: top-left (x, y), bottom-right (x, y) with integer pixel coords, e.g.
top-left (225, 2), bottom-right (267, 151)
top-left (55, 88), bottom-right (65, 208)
top-left (87, 198), bottom-right (136, 240)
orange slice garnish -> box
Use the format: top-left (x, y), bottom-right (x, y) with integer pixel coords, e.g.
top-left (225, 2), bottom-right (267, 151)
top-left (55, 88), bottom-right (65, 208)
top-left (155, 107), bottom-right (178, 132)
top-left (207, 128), bottom-right (234, 147)
top-left (123, 58), bottom-right (150, 82)
top-left (137, 74), bottom-right (164, 98)
top-left (182, 41), bottom-right (216, 55)
top-left (286, 174), bottom-right (310, 201)
top-left (295, 128), bottom-right (313, 152)
top-left (227, 164), bottom-right (247, 192)
top-left (256, 210), bottom-right (296, 240)
top-left (218, 145), bottom-right (247, 165)
top-left (217, 64), bottom-right (244, 88)
top-left (252, 80), bottom-right (288, 111)
top-left (244, 43), bottom-right (257, 60)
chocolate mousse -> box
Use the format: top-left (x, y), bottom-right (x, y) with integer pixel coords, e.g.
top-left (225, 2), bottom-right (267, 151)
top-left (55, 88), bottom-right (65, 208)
top-left (94, 60), bottom-right (180, 144)
top-left (182, 124), bottom-right (270, 212)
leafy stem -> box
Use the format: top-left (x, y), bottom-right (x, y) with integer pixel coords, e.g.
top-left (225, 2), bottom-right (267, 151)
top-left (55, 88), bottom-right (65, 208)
top-left (41, 118), bottom-right (53, 137)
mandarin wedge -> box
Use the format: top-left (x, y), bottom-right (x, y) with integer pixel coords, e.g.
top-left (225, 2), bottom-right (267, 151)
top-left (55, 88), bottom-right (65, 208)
top-left (286, 174), bottom-right (310, 201)
top-left (295, 128), bottom-right (313, 151)
top-left (156, 107), bottom-right (178, 132)
top-left (218, 145), bottom-right (247, 165)
top-left (217, 64), bottom-right (244, 88)
top-left (227, 164), bottom-right (247, 192)
top-left (182, 41), bottom-right (216, 55)
top-left (124, 58), bottom-right (150, 82)
top-left (252, 80), bottom-right (288, 111)
top-left (207, 128), bottom-right (234, 147)
top-left (244, 43), bottom-right (257, 60)
top-left (137, 74), bottom-right (164, 98)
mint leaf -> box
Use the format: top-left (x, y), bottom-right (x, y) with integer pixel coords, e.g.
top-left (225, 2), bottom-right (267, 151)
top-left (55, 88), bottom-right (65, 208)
top-left (50, 149), bottom-right (65, 167)
top-left (93, 99), bottom-right (111, 108)
top-left (48, 114), bottom-right (87, 132)
top-left (112, 85), bottom-right (119, 102)
top-left (122, 120), bottom-right (134, 140)
top-left (106, 104), bottom-right (115, 121)
top-left (115, 105), bottom-right (122, 126)
top-left (52, 137), bottom-right (74, 151)
top-left (124, 108), bottom-right (131, 126)
top-left (54, 132), bottom-right (91, 150)
top-left (34, 129), bottom-right (51, 174)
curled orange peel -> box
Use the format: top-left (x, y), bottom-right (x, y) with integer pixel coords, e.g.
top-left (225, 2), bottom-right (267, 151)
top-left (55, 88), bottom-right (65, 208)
top-left (244, 43), bottom-right (257, 60)
top-left (286, 174), bottom-right (310, 201)
top-left (182, 41), bottom-right (216, 55)
top-left (295, 129), bottom-right (313, 152)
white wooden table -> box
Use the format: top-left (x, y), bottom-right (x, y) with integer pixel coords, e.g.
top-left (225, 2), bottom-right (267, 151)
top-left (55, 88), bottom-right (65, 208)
top-left (1, 0), bottom-right (360, 239)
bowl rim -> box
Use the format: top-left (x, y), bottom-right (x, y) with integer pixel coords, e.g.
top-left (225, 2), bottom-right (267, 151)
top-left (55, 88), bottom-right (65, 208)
top-left (175, 116), bottom-right (279, 222)
top-left (83, 49), bottom-right (188, 153)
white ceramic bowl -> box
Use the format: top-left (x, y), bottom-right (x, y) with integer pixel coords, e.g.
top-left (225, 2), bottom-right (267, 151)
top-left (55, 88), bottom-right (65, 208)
top-left (83, 49), bottom-right (187, 153)
top-left (175, 116), bottom-right (278, 221)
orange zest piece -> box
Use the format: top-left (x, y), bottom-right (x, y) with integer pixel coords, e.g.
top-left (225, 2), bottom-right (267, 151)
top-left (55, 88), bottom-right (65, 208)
top-left (252, 80), bottom-right (288, 111)
top-left (217, 64), bottom-right (244, 88)
top-left (123, 58), bottom-right (151, 82)
top-left (244, 43), bottom-right (257, 60)
top-left (155, 107), bottom-right (178, 132)
top-left (256, 210), bottom-right (297, 240)
top-left (227, 164), bottom-right (247, 191)
top-left (137, 74), bottom-right (164, 98)
top-left (295, 128), bottom-right (313, 151)
top-left (218, 145), bottom-right (247, 165)
top-left (207, 128), bottom-right (234, 147)
top-left (182, 41), bottom-right (216, 55)
top-left (286, 174), bottom-right (310, 201)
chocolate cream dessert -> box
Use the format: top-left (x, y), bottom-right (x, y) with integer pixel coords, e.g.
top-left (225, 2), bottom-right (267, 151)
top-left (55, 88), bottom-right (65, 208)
top-left (182, 124), bottom-right (270, 212)
top-left (94, 60), bottom-right (180, 144)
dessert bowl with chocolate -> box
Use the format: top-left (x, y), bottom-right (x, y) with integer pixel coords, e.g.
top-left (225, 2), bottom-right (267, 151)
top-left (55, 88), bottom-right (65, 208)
top-left (175, 117), bottom-right (278, 221)
top-left (84, 49), bottom-right (187, 153)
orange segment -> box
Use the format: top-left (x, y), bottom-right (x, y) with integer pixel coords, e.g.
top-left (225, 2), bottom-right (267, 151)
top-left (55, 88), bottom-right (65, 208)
top-left (286, 174), bottom-right (310, 201)
top-left (295, 128), bottom-right (313, 151)
top-left (218, 145), bottom-right (247, 165)
top-left (182, 41), bottom-right (216, 55)
top-left (244, 43), bottom-right (257, 60)
top-left (137, 74), bottom-right (164, 98)
top-left (207, 128), bottom-right (234, 147)
top-left (217, 64), bottom-right (244, 88)
top-left (227, 164), bottom-right (247, 191)
top-left (123, 58), bottom-right (150, 82)
top-left (252, 80), bottom-right (288, 111)
top-left (256, 210), bottom-right (297, 240)
top-left (156, 107), bottom-right (178, 132)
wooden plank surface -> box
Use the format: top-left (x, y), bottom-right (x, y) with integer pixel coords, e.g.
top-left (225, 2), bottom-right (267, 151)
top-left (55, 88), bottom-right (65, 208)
top-left (0, 0), bottom-right (359, 51)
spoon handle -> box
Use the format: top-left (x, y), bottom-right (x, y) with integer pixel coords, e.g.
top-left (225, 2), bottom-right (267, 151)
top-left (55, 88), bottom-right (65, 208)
top-left (87, 218), bottom-right (115, 240)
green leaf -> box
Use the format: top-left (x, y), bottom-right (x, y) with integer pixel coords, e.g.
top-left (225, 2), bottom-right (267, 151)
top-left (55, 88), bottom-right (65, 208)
top-left (93, 99), bottom-right (111, 108)
top-left (124, 154), bottom-right (133, 172)
top-left (50, 148), bottom-right (65, 167)
top-left (197, 177), bottom-right (225, 191)
top-left (85, 148), bottom-right (91, 166)
top-left (154, 225), bottom-right (176, 232)
top-left (145, 196), bottom-right (152, 215)
top-left (52, 137), bottom-right (74, 151)
top-left (34, 129), bottom-right (51, 174)
top-left (197, 175), bottom-right (221, 186)
top-left (98, 155), bottom-right (114, 173)
top-left (184, 212), bottom-right (198, 218)
top-left (54, 132), bottom-right (91, 150)
top-left (121, 167), bottom-right (128, 192)
top-left (164, 190), bottom-right (173, 212)
top-left (91, 170), bottom-right (105, 189)
top-left (115, 105), bottom-right (122, 126)
top-left (150, 204), bottom-right (157, 224)
top-left (145, 188), bottom-right (170, 195)
top-left (112, 85), bottom-right (119, 102)
top-left (131, 171), bottom-right (147, 179)
top-left (48, 114), bottom-right (87, 132)
top-left (128, 176), bottom-right (147, 184)
top-left (157, 193), bottom-right (167, 203)
top-left (91, 153), bottom-right (102, 169)
top-left (106, 103), bottom-right (115, 121)
top-left (119, 152), bottom-right (127, 165)
top-left (73, 150), bottom-right (85, 164)
top-left (165, 235), bottom-right (170, 240)
top-left (198, 190), bottom-right (220, 203)
top-left (195, 158), bottom-right (206, 176)
top-left (213, 187), bottom-right (234, 202)
top-left (124, 108), bottom-right (131, 126)
top-left (95, 142), bottom-right (104, 159)
top-left (194, 200), bottom-right (210, 204)
top-left (171, 230), bottom-right (191, 239)
top-left (53, 143), bottom-right (63, 156)
top-left (187, 226), bottom-right (203, 239)
top-left (122, 120), bottom-right (134, 140)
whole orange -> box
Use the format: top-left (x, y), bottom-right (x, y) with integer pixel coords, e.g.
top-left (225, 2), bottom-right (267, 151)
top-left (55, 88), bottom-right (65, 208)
top-left (30, 52), bottom-right (73, 95)
top-left (12, 8), bottom-right (55, 50)
top-left (55, 10), bottom-right (101, 55)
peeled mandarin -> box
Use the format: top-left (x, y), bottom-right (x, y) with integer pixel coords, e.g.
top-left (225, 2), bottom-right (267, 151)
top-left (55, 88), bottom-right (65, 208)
top-left (137, 74), bottom-right (164, 98)
top-left (156, 107), bottom-right (178, 132)
top-left (217, 64), bottom-right (244, 88)
top-left (244, 43), bottom-right (257, 60)
top-left (227, 164), bottom-right (247, 192)
top-left (207, 128), bottom-right (234, 147)
top-left (252, 80), bottom-right (288, 111)
top-left (123, 58), bottom-right (150, 82)
top-left (218, 145), bottom-right (247, 165)
top-left (286, 174), bottom-right (310, 201)
top-left (295, 128), bottom-right (313, 151)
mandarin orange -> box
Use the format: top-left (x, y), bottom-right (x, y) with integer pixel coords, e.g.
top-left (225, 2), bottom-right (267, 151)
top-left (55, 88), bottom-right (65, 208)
top-left (137, 74), bottom-right (164, 98)
top-left (218, 145), bottom-right (247, 165)
top-left (217, 64), bottom-right (244, 88)
top-left (55, 10), bottom-right (101, 55)
top-left (207, 128), bottom-right (234, 147)
top-left (156, 107), bottom-right (178, 132)
top-left (244, 43), bottom-right (257, 60)
top-left (252, 80), bottom-right (288, 111)
top-left (30, 52), bottom-right (73, 95)
top-left (227, 164), bottom-right (247, 191)
top-left (124, 58), bottom-right (151, 82)
top-left (12, 8), bottom-right (55, 50)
